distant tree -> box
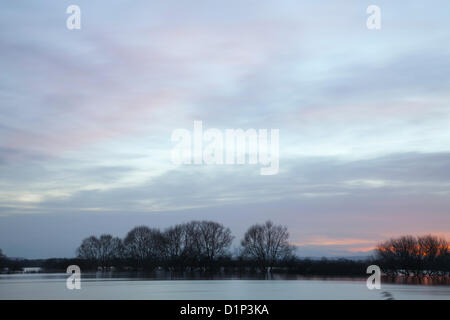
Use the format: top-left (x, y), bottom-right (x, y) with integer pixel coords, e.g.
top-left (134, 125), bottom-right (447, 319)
top-left (241, 221), bottom-right (293, 272)
top-left (124, 226), bottom-right (164, 269)
top-left (162, 223), bottom-right (197, 271)
top-left (77, 236), bottom-right (99, 261)
top-left (186, 221), bottom-right (234, 269)
top-left (77, 234), bottom-right (123, 269)
top-left (375, 235), bottom-right (419, 276)
top-left (376, 235), bottom-right (450, 276)
top-left (418, 235), bottom-right (449, 276)
top-left (0, 248), bottom-right (7, 268)
top-left (97, 234), bottom-right (124, 267)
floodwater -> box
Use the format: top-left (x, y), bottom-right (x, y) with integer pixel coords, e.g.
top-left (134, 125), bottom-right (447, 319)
top-left (0, 273), bottom-right (449, 300)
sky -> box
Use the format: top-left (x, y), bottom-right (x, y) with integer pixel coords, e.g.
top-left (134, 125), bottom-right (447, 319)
top-left (1, 1), bottom-right (450, 258)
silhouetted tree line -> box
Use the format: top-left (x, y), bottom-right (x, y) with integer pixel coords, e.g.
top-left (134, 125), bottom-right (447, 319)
top-left (0, 248), bottom-right (42, 272)
top-left (75, 220), bottom-right (294, 272)
top-left (2, 229), bottom-right (449, 278)
top-left (374, 235), bottom-right (450, 277)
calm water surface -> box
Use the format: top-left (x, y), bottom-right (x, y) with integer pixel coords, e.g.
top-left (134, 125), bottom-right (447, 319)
top-left (0, 273), bottom-right (449, 300)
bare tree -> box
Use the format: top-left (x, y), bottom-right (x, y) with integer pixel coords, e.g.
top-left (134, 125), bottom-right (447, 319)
top-left (376, 235), bottom-right (450, 277)
top-left (241, 221), bottom-right (293, 272)
top-left (97, 235), bottom-right (123, 268)
top-left (77, 234), bottom-right (122, 269)
top-left (77, 236), bottom-right (100, 261)
top-left (418, 235), bottom-right (449, 276)
top-left (124, 226), bottom-right (164, 269)
top-left (185, 221), bottom-right (234, 269)
top-left (375, 235), bottom-right (419, 276)
top-left (162, 223), bottom-right (197, 270)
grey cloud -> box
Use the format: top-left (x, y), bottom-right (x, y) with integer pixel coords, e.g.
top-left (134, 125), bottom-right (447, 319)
top-left (3, 151), bottom-right (449, 215)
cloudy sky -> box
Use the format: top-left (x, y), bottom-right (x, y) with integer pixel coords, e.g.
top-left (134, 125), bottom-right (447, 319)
top-left (1, 1), bottom-right (450, 258)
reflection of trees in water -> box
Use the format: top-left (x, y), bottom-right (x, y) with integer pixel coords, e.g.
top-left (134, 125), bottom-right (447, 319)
top-left (382, 275), bottom-right (450, 285)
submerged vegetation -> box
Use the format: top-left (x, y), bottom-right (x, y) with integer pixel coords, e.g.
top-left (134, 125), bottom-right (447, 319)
top-left (375, 235), bottom-right (450, 277)
top-left (1, 222), bottom-right (449, 281)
